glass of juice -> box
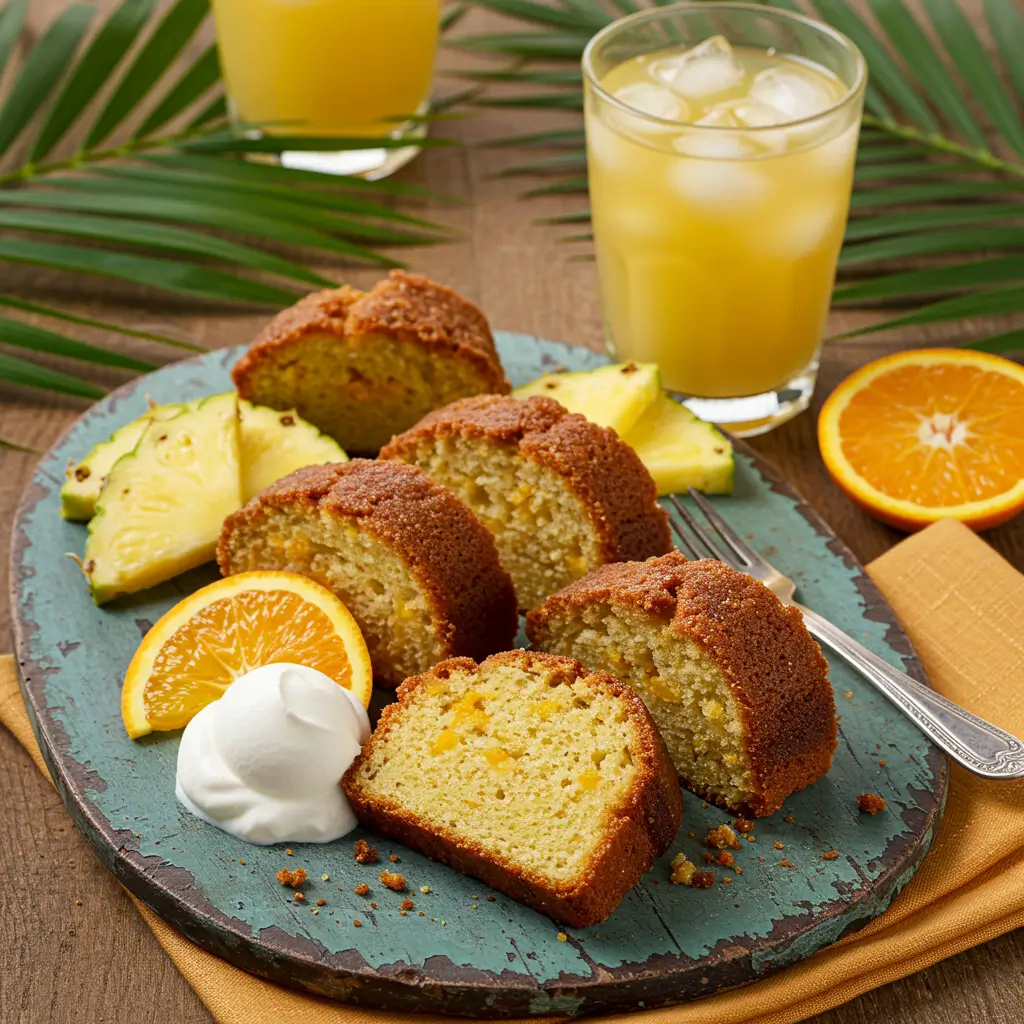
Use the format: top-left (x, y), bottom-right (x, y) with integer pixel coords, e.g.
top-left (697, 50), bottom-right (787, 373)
top-left (583, 3), bottom-right (866, 435)
top-left (211, 0), bottom-right (442, 179)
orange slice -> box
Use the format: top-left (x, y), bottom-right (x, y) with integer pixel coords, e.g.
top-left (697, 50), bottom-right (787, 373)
top-left (122, 571), bottom-right (373, 738)
top-left (818, 348), bottom-right (1024, 532)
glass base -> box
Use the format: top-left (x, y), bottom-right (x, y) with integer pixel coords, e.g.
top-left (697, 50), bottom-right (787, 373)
top-left (278, 140), bottom-right (423, 180)
top-left (678, 366), bottom-right (817, 437)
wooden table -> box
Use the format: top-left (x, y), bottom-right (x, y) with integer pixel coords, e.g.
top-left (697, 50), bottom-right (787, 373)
top-left (2, 3), bottom-right (1022, 1021)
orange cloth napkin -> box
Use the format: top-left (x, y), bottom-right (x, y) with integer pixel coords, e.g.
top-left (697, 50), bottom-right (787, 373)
top-left (3, 517), bottom-right (1023, 1024)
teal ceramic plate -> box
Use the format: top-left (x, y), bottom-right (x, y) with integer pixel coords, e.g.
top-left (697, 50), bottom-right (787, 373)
top-left (11, 333), bottom-right (946, 1018)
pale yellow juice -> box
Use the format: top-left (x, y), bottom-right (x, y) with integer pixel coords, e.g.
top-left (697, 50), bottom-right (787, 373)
top-left (586, 39), bottom-right (861, 401)
top-left (212, 0), bottom-right (441, 137)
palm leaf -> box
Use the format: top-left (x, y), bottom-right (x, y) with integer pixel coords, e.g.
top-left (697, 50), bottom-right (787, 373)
top-left (0, 0), bottom-right (462, 409)
top-left (460, 0), bottom-right (1024, 351)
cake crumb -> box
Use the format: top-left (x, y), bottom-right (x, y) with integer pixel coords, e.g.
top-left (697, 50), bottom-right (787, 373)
top-left (783, 815), bottom-right (794, 823)
top-left (745, 835), bottom-right (757, 843)
top-left (758, 857), bottom-right (766, 863)
top-left (843, 691), bottom-right (854, 699)
top-left (321, 874), bottom-right (329, 881)
top-left (487, 895), bottom-right (495, 902)
top-left (239, 859), bottom-right (246, 866)
top-left (420, 886), bottom-right (431, 894)
top-left (75, 899), bottom-right (82, 906)
top-left (703, 853), bottom-right (715, 864)
top-left (857, 793), bottom-right (887, 815)
top-left (735, 866), bottom-right (743, 875)
top-left (286, 849), bottom-right (293, 856)
top-left (354, 883), bottom-right (370, 896)
top-left (716, 851), bottom-right (735, 868)
top-left (671, 854), bottom-right (697, 885)
top-left (822, 850), bottom-right (839, 861)
top-left (379, 870), bottom-right (406, 891)
top-left (557, 932), bottom-right (568, 942)
top-left (389, 853), bottom-right (400, 863)
top-left (354, 840), bottom-right (380, 864)
top-left (693, 871), bottom-right (715, 888)
top-left (879, 759), bottom-right (887, 767)
top-left (315, 899), bottom-right (326, 907)
top-left (773, 842), bottom-right (784, 850)
top-left (353, 919), bottom-right (362, 928)
top-left (370, 902), bottom-right (377, 909)
top-left (732, 817), bottom-right (755, 834)
top-left (687, 832), bottom-right (695, 839)
top-left (419, 912), bottom-right (425, 916)
top-left (779, 859), bottom-right (795, 869)
top-left (722, 877), bottom-right (733, 884)
top-left (277, 867), bottom-right (307, 888)
top-left (701, 801), bottom-right (708, 809)
top-left (400, 911), bottom-right (407, 917)
top-left (293, 892), bottom-right (306, 902)
top-left (705, 825), bottom-right (739, 850)
top-left (401, 898), bottom-right (415, 911)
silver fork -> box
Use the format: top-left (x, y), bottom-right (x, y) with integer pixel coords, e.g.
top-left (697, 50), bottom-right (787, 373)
top-left (669, 490), bottom-right (1024, 780)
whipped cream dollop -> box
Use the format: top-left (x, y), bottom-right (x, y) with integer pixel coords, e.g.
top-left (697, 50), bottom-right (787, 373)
top-left (175, 662), bottom-right (370, 845)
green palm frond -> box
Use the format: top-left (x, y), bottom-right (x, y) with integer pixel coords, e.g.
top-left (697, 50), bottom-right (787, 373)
top-left (0, 0), bottom-right (463, 446)
top-left (456, 0), bottom-right (1024, 352)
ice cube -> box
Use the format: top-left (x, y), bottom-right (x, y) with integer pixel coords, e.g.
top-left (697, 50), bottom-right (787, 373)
top-left (670, 147), bottom-right (767, 207)
top-left (697, 99), bottom-right (787, 129)
top-left (658, 35), bottom-right (745, 100)
top-left (613, 81), bottom-right (685, 123)
top-left (673, 128), bottom-right (755, 160)
top-left (756, 202), bottom-right (842, 259)
top-left (749, 66), bottom-right (834, 122)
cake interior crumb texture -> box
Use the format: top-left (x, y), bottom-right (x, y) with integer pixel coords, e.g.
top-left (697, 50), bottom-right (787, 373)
top-left (344, 651), bottom-right (682, 925)
top-left (393, 434), bottom-right (601, 610)
top-left (533, 603), bottom-right (755, 810)
top-left (223, 504), bottom-right (442, 684)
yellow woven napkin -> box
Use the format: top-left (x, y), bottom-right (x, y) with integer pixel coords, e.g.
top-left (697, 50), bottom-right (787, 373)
top-left (3, 517), bottom-right (1023, 1024)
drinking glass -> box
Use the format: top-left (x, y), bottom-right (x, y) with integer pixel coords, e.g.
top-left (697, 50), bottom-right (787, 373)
top-left (583, 3), bottom-right (867, 436)
top-left (211, 0), bottom-right (442, 179)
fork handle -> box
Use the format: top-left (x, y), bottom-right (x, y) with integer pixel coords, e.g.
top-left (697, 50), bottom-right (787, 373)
top-left (796, 602), bottom-right (1024, 780)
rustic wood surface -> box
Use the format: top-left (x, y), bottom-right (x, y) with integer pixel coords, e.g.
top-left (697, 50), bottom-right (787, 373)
top-left (1, 1), bottom-right (1022, 1022)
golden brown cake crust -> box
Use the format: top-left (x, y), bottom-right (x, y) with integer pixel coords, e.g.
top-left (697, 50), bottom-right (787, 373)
top-left (343, 650), bottom-right (682, 927)
top-left (380, 394), bottom-right (672, 565)
top-left (232, 271), bottom-right (510, 402)
top-left (216, 460), bottom-right (518, 681)
top-left (526, 552), bottom-right (837, 817)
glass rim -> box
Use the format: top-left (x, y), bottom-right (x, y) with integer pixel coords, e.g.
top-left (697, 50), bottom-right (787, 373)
top-left (581, 1), bottom-right (868, 133)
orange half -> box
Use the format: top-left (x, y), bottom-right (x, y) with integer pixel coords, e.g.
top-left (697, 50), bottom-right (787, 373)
top-left (818, 348), bottom-right (1024, 532)
top-left (122, 571), bottom-right (373, 738)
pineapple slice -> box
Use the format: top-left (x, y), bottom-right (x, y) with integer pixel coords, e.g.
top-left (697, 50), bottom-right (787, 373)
top-left (626, 394), bottom-right (734, 496)
top-left (513, 361), bottom-right (660, 437)
top-left (63, 396), bottom-right (348, 519)
top-left (61, 403), bottom-right (184, 521)
top-left (239, 399), bottom-right (347, 501)
top-left (84, 394), bottom-right (242, 605)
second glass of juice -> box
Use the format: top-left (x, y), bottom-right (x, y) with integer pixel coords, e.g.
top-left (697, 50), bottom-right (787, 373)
top-left (212, 0), bottom-right (441, 179)
top-left (583, 3), bottom-right (866, 435)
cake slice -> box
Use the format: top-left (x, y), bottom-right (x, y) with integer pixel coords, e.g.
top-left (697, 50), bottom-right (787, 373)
top-left (343, 650), bottom-right (682, 926)
top-left (526, 552), bottom-right (836, 817)
top-left (217, 460), bottom-right (518, 686)
top-left (379, 394), bottom-right (672, 610)
top-left (232, 271), bottom-right (510, 454)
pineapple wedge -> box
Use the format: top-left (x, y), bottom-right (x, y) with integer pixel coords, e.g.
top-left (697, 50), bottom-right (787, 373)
top-left (63, 396), bottom-right (348, 519)
top-left (61, 403), bottom-right (184, 521)
top-left (84, 394), bottom-right (242, 605)
top-left (239, 399), bottom-right (346, 501)
top-left (627, 394), bottom-right (733, 496)
top-left (514, 361), bottom-right (660, 437)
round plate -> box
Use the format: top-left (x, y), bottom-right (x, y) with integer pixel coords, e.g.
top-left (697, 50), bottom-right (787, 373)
top-left (11, 333), bottom-right (946, 1018)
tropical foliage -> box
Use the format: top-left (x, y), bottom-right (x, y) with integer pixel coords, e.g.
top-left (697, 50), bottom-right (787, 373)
top-left (0, 0), bottom-right (463, 415)
top-left (452, 0), bottom-right (1024, 353)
